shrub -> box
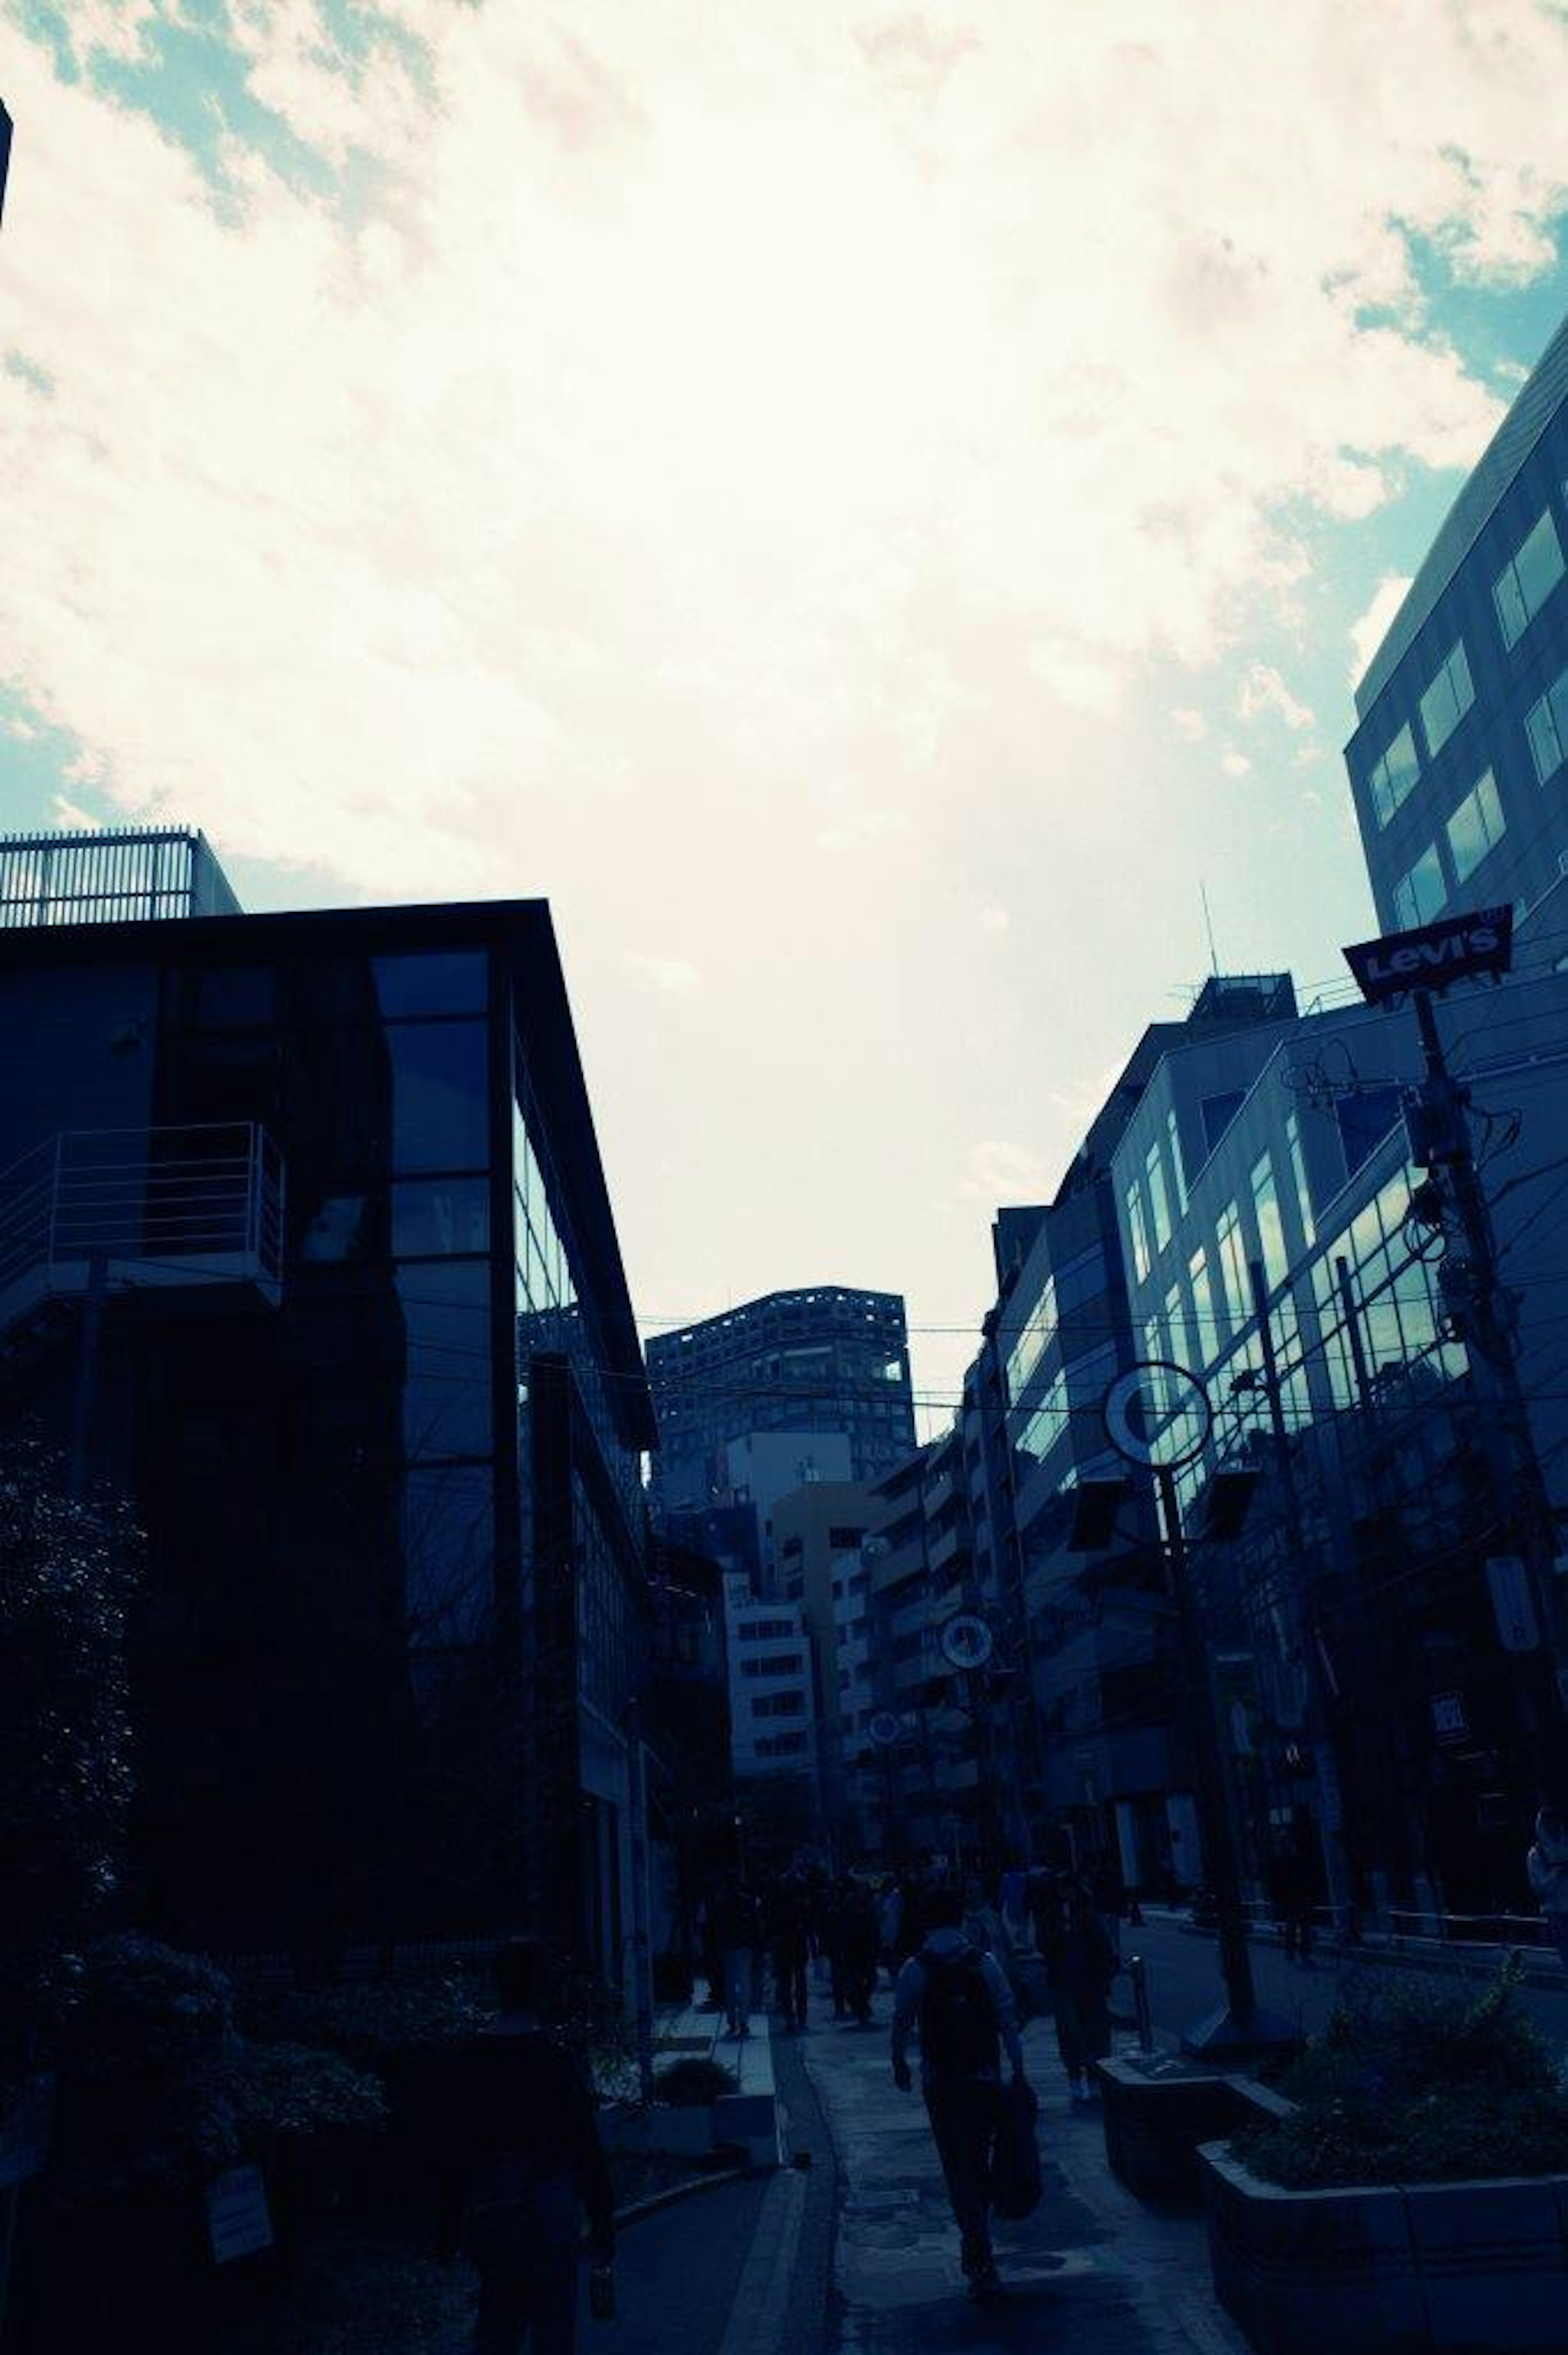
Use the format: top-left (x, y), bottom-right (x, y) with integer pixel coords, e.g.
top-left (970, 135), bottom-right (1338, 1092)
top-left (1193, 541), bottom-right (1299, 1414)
top-left (653, 2057), bottom-right (737, 2107)
top-left (236, 1967), bottom-right (488, 2078)
top-left (1235, 1960), bottom-right (1568, 2189)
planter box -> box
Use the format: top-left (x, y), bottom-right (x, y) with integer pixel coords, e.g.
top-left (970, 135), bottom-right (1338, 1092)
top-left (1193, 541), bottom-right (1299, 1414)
top-left (1200, 2141), bottom-right (1568, 2355)
top-left (1097, 2056), bottom-right (1292, 2206)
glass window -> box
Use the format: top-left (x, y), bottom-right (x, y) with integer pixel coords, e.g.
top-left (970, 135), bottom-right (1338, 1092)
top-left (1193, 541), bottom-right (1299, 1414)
top-left (1216, 1203), bottom-right (1249, 1329)
top-left (1125, 1181), bottom-right (1151, 1284)
top-left (1189, 1244), bottom-right (1217, 1362)
top-left (190, 966), bottom-right (278, 1028)
top-left (373, 950), bottom-right (488, 1019)
top-left (1164, 1280), bottom-right (1188, 1376)
top-left (1446, 769), bottom-right (1506, 885)
top-left (300, 1193), bottom-right (372, 1262)
top-left (1250, 1151), bottom-right (1288, 1292)
top-left (1417, 640), bottom-right (1474, 758)
top-left (1201, 1091), bottom-right (1245, 1153)
top-left (393, 1177), bottom-right (489, 1258)
top-left (1145, 1140), bottom-right (1172, 1253)
top-left (1285, 1113), bottom-right (1315, 1248)
top-left (1167, 1110), bottom-right (1188, 1215)
top-left (388, 1021), bottom-right (489, 1173)
top-left (402, 1465), bottom-right (494, 1645)
top-left (1392, 843), bottom-right (1445, 930)
top-left (1493, 510), bottom-right (1566, 650)
top-left (1368, 723), bottom-right (1420, 826)
top-left (1525, 667), bottom-right (1568, 785)
top-left (397, 1259), bottom-right (493, 1460)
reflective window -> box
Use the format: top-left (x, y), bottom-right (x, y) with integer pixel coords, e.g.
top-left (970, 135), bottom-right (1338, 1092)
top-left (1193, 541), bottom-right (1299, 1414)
top-left (1189, 1244), bottom-right (1218, 1363)
top-left (1285, 1113), bottom-right (1315, 1249)
top-left (1201, 1091), bottom-right (1245, 1153)
top-left (1392, 843), bottom-right (1445, 929)
top-left (1446, 768), bottom-right (1506, 885)
top-left (372, 950), bottom-right (488, 1018)
top-left (1216, 1202), bottom-right (1249, 1328)
top-left (1525, 666), bottom-right (1568, 785)
top-left (388, 1022), bottom-right (489, 1173)
top-left (300, 1193), bottom-right (373, 1262)
top-left (393, 1176), bottom-right (490, 1258)
top-left (1493, 509), bottom-right (1565, 650)
top-left (1167, 1111), bottom-right (1188, 1215)
top-left (1368, 723), bottom-right (1420, 827)
top-left (397, 1259), bottom-right (492, 1460)
top-left (1250, 1152), bottom-right (1289, 1292)
top-left (190, 966), bottom-right (278, 1028)
top-left (1417, 639), bottom-right (1474, 759)
top-left (1125, 1181), bottom-right (1151, 1284)
top-left (402, 1465), bottom-right (494, 1644)
top-left (1145, 1140), bottom-right (1172, 1254)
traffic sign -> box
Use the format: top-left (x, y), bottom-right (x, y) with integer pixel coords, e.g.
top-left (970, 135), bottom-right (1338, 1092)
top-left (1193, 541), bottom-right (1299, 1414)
top-left (938, 1614), bottom-right (994, 1670)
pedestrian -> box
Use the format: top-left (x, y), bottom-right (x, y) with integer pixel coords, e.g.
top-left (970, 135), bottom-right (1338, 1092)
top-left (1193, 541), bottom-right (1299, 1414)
top-left (841, 1879), bottom-right (881, 2024)
top-left (769, 1869), bottom-right (813, 2032)
top-left (1527, 1805), bottom-right (1568, 1969)
top-left (820, 1877), bottom-right (850, 2018)
top-left (891, 1881), bottom-right (1029, 2300)
top-left (708, 1870), bottom-right (755, 2038)
top-left (435, 1937), bottom-right (615, 2355)
top-left (961, 1871), bottom-right (1011, 1964)
top-left (1031, 1864), bottom-right (1116, 2104)
top-left (1271, 1835), bottom-right (1316, 1966)
top-left (1088, 1853), bottom-right (1128, 1966)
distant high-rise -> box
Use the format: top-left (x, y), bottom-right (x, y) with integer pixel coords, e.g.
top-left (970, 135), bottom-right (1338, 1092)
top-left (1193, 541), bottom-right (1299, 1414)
top-left (647, 1286), bottom-right (917, 1524)
top-left (1345, 314), bottom-right (1568, 954)
top-left (1, 99), bottom-right (13, 227)
top-left (0, 825), bottom-right (241, 926)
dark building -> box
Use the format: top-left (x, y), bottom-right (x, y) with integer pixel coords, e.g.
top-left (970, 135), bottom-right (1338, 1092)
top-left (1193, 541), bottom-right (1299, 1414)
top-left (1345, 313), bottom-right (1568, 954)
top-left (647, 1285), bottom-right (917, 1524)
top-left (0, 891), bottom-right (655, 1979)
top-left (1, 99), bottom-right (12, 228)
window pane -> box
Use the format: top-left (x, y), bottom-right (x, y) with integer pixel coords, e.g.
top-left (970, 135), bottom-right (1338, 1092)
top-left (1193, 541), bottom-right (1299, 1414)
top-left (392, 1176), bottom-right (490, 1257)
top-left (373, 951), bottom-right (488, 1018)
top-left (1370, 723), bottom-right (1419, 825)
top-left (1516, 510), bottom-right (1566, 622)
top-left (402, 1465), bottom-right (494, 1644)
top-left (1446, 769), bottom-right (1505, 885)
top-left (397, 1259), bottom-right (492, 1459)
top-left (1526, 672), bottom-right (1567, 785)
top-left (1418, 640), bottom-right (1473, 758)
top-left (388, 1021), bottom-right (490, 1173)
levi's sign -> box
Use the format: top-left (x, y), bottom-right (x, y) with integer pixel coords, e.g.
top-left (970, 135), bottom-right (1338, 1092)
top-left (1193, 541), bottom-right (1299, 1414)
top-left (1343, 905), bottom-right (1513, 1005)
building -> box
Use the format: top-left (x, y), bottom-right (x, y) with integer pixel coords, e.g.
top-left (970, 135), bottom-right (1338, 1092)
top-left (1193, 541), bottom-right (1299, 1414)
top-left (0, 825), bottom-right (242, 926)
top-left (721, 1572), bottom-right (820, 1866)
top-left (0, 876), bottom-right (655, 1981)
top-left (1346, 314), bottom-right (1568, 959)
top-left (646, 1286), bottom-right (917, 1530)
top-left (769, 1479), bottom-right (878, 1844)
top-left (1, 98), bottom-right (12, 227)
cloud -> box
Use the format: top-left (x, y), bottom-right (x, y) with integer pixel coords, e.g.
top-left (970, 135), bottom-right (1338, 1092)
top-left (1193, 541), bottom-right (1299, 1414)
top-left (0, 3), bottom-right (1563, 914)
top-left (816, 808), bottom-right (913, 852)
top-left (1238, 663), bottom-right (1316, 732)
top-left (626, 952), bottom-right (702, 997)
top-left (959, 1140), bottom-right (1052, 1204)
top-left (1350, 574), bottom-right (1416, 687)
top-left (1172, 707), bottom-right (1208, 743)
top-left (1221, 748), bottom-right (1253, 778)
top-left (978, 904), bottom-right (1010, 933)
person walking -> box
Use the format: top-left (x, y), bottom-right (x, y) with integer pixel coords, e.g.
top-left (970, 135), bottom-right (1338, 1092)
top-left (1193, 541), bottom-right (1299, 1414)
top-left (1031, 1863), bottom-right (1116, 2104)
top-left (436, 1937), bottom-right (615, 2355)
top-left (841, 1878), bottom-right (881, 2025)
top-left (708, 1871), bottom-right (755, 2038)
top-left (1527, 1806), bottom-right (1568, 1968)
top-left (891, 1882), bottom-right (1028, 2300)
top-left (769, 1869), bottom-right (813, 2032)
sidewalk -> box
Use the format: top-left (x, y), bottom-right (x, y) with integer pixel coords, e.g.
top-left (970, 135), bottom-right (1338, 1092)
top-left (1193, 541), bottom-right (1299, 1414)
top-left (801, 2004), bottom-right (1247, 2355)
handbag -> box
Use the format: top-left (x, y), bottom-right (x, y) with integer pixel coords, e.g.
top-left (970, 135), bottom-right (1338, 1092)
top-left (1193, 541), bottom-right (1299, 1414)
top-left (989, 2078), bottom-right (1042, 2221)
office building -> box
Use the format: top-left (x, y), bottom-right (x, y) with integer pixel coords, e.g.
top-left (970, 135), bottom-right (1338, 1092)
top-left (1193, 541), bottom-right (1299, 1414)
top-left (1346, 315), bottom-right (1568, 957)
top-left (646, 1286), bottom-right (917, 1531)
top-left (770, 1479), bottom-right (878, 1844)
top-left (0, 880), bottom-right (655, 1978)
top-left (722, 1573), bottom-right (820, 1794)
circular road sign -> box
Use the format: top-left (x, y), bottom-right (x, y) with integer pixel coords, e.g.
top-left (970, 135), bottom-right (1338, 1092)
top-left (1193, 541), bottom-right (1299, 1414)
top-left (1102, 1360), bottom-right (1212, 1471)
top-left (867, 1711), bottom-right (904, 1749)
top-left (938, 1613), bottom-right (995, 1671)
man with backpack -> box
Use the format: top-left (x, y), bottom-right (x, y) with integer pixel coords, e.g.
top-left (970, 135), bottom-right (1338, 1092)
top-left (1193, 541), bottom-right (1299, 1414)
top-left (890, 1882), bottom-right (1028, 2300)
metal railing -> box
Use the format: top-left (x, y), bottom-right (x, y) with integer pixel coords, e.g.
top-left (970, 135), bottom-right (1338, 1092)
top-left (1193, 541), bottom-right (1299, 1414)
top-left (0, 1123), bottom-right (284, 1318)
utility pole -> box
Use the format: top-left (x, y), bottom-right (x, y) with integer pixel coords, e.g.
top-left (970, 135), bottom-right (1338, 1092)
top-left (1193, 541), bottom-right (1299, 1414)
top-left (1409, 988), bottom-right (1567, 1798)
top-left (1247, 1257), bottom-right (1352, 1932)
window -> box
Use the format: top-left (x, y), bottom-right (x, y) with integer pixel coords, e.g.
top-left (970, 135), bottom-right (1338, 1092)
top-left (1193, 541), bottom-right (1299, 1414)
top-left (1337, 1086), bottom-right (1402, 1181)
top-left (1125, 1181), bottom-right (1151, 1283)
top-left (751, 1691), bottom-right (804, 1718)
top-left (1189, 1244), bottom-right (1218, 1358)
top-left (755, 1731), bottom-right (807, 1758)
top-left (393, 1177), bottom-right (489, 1258)
top-left (1285, 1113), bottom-right (1315, 1249)
top-left (388, 1021), bottom-right (490, 1174)
top-left (373, 951), bottom-right (488, 1019)
top-left (1167, 1110), bottom-right (1188, 1215)
top-left (1367, 723), bottom-right (1420, 827)
top-left (1216, 1203), bottom-right (1249, 1329)
top-left (740, 1618), bottom-right (795, 1642)
top-left (1392, 843), bottom-right (1445, 930)
top-left (1250, 1151), bottom-right (1288, 1292)
top-left (1201, 1091), bottom-right (1245, 1153)
top-left (1493, 510), bottom-right (1565, 650)
top-left (1446, 769), bottom-right (1506, 884)
top-left (1164, 1280), bottom-right (1188, 1377)
top-left (829, 1526), bottom-right (864, 1550)
top-left (1525, 667), bottom-right (1568, 785)
top-left (1417, 639), bottom-right (1474, 758)
top-left (1145, 1140), bottom-right (1172, 1254)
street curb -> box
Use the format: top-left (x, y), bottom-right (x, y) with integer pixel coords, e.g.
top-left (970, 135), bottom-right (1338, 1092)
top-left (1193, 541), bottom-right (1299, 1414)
top-left (715, 2163), bottom-right (809, 2355)
top-left (612, 2163), bottom-right (754, 2229)
top-left (1169, 1917), bottom-right (1568, 1993)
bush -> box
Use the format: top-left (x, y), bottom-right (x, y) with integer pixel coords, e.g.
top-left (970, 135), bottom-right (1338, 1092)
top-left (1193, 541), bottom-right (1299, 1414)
top-left (236, 1967), bottom-right (488, 2078)
top-left (653, 2057), bottom-right (737, 2107)
top-left (1235, 1960), bottom-right (1568, 2189)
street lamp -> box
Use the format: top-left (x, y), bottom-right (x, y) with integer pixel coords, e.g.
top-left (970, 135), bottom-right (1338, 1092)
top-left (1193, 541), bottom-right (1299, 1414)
top-left (1098, 1360), bottom-right (1296, 2064)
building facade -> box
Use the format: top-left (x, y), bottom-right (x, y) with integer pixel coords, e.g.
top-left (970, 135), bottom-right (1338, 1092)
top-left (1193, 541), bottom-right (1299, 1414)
top-left (1346, 315), bottom-right (1568, 962)
top-left (0, 889), bottom-right (655, 1982)
top-left (0, 825), bottom-right (242, 927)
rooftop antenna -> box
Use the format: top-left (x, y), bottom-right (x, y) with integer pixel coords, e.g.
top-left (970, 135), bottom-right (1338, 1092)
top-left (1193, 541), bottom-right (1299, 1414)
top-left (1200, 883), bottom-right (1221, 979)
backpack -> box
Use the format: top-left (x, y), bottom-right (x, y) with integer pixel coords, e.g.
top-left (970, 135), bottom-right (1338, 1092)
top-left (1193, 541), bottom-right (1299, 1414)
top-left (918, 1947), bottom-right (999, 2080)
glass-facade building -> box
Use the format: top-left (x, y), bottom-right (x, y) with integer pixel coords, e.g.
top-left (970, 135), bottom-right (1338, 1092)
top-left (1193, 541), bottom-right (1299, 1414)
top-left (1346, 314), bottom-right (1568, 957)
top-left (0, 898), bottom-right (654, 1973)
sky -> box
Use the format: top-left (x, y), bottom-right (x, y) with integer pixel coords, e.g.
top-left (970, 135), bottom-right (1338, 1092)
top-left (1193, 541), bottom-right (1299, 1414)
top-left (2, 2), bottom-right (1568, 1434)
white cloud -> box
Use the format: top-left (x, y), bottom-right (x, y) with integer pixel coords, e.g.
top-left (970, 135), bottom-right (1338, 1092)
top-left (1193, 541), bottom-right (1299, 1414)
top-left (959, 1140), bottom-right (1051, 1205)
top-left (1350, 574), bottom-right (1416, 687)
top-left (626, 952), bottom-right (702, 997)
top-left (1239, 663), bottom-right (1316, 732)
top-left (1172, 707), bottom-right (1208, 743)
top-left (50, 795), bottom-right (96, 827)
top-left (1221, 748), bottom-right (1254, 778)
top-left (978, 904), bottom-right (1010, 933)
top-left (816, 808), bottom-right (913, 853)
